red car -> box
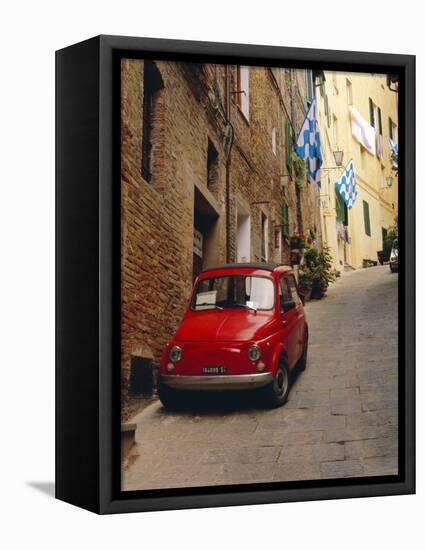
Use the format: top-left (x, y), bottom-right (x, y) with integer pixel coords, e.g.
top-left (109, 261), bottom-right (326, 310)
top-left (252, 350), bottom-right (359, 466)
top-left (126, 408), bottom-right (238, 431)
top-left (158, 263), bottom-right (308, 408)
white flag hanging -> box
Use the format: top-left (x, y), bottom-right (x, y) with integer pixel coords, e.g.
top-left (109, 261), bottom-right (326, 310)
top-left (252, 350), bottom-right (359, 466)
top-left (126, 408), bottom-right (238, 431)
top-left (349, 106), bottom-right (376, 155)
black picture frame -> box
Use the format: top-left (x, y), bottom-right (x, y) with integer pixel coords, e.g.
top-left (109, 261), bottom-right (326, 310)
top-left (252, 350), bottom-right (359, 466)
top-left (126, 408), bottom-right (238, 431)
top-left (56, 35), bottom-right (415, 514)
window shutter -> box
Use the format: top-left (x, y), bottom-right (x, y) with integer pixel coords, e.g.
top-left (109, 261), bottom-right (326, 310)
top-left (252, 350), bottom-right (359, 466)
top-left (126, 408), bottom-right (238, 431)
top-left (378, 107), bottom-right (382, 135)
top-left (388, 117), bottom-right (393, 140)
top-left (363, 200), bottom-right (371, 236)
top-left (369, 98), bottom-right (375, 127)
top-left (335, 185), bottom-right (348, 225)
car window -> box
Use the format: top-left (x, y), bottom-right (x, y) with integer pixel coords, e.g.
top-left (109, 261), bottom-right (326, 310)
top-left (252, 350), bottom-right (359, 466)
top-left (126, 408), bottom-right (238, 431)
top-left (279, 277), bottom-right (293, 311)
top-left (287, 275), bottom-right (299, 302)
top-left (192, 275), bottom-right (275, 311)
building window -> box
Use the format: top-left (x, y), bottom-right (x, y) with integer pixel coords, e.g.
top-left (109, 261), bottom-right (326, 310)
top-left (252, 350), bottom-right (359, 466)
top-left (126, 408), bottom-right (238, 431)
top-left (335, 184), bottom-right (348, 225)
top-left (363, 200), bottom-right (371, 237)
top-left (207, 138), bottom-right (219, 191)
top-left (389, 117), bottom-right (397, 140)
top-left (346, 79), bottom-right (353, 105)
top-left (272, 126), bottom-right (277, 155)
top-left (306, 69), bottom-right (314, 104)
top-left (236, 66), bottom-right (250, 120)
top-left (332, 71), bottom-right (339, 93)
top-left (377, 106), bottom-right (383, 136)
top-left (260, 212), bottom-right (268, 262)
top-left (236, 200), bottom-right (251, 263)
top-left (324, 94), bottom-right (331, 127)
top-left (274, 228), bottom-right (281, 249)
top-left (281, 197), bottom-right (290, 237)
top-left (369, 97), bottom-right (375, 128)
top-left (141, 61), bottom-right (164, 183)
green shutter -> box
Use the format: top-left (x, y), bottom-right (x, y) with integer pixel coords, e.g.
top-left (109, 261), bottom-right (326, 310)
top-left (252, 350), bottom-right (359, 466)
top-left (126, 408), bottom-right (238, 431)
top-left (335, 185), bottom-right (348, 225)
top-left (378, 107), bottom-right (382, 135)
top-left (363, 200), bottom-right (371, 236)
top-left (369, 98), bottom-right (375, 127)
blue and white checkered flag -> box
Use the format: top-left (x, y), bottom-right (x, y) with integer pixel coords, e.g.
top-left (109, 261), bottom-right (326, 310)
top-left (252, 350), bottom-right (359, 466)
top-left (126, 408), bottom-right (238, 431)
top-left (295, 98), bottom-right (323, 187)
top-left (336, 160), bottom-right (357, 209)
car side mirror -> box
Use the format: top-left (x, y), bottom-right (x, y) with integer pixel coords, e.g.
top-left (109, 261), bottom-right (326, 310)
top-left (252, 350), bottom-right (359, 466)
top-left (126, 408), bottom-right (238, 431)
top-left (281, 300), bottom-right (295, 313)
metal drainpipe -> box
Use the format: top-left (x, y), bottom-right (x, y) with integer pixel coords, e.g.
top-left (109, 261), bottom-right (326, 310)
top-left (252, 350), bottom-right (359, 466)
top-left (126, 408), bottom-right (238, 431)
top-left (225, 64), bottom-right (232, 263)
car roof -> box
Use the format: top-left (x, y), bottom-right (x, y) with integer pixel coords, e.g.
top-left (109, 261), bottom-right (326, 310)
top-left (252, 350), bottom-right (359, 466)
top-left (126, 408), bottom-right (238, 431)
top-left (201, 262), bottom-right (292, 274)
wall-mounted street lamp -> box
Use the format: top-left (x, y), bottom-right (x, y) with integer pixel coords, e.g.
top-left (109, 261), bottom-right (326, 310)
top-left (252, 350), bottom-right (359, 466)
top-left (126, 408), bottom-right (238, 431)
top-left (333, 150), bottom-right (344, 167)
top-left (386, 176), bottom-right (394, 187)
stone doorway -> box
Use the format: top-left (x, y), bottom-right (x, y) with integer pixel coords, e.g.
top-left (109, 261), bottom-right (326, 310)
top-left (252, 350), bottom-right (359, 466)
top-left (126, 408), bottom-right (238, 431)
top-left (192, 186), bottom-right (220, 280)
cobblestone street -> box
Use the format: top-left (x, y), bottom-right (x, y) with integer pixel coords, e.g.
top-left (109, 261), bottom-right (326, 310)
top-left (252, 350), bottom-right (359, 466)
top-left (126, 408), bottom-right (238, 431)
top-left (122, 266), bottom-right (398, 490)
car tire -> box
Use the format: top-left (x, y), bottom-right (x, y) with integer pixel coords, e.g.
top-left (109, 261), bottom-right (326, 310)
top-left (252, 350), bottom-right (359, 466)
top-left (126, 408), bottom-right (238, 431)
top-left (390, 265), bottom-right (397, 273)
top-left (298, 329), bottom-right (309, 372)
top-left (263, 355), bottom-right (290, 408)
top-left (157, 383), bottom-right (182, 411)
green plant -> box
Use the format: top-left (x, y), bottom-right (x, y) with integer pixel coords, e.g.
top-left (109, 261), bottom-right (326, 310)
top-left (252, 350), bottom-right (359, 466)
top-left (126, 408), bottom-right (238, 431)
top-left (302, 244), bottom-right (336, 299)
top-left (290, 151), bottom-right (307, 189)
top-left (298, 268), bottom-right (313, 290)
top-left (383, 216), bottom-right (399, 258)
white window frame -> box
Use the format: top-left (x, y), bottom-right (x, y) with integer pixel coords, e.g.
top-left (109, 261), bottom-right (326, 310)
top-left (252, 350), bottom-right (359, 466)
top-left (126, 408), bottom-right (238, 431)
top-left (238, 66), bottom-right (250, 121)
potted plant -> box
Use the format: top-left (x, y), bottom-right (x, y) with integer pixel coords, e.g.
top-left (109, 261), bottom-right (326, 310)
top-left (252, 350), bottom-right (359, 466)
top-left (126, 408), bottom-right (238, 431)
top-left (298, 269), bottom-right (313, 302)
top-left (305, 245), bottom-right (336, 299)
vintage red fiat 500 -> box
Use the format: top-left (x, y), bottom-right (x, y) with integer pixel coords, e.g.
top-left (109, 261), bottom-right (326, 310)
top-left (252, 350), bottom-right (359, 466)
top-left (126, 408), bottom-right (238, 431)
top-left (158, 263), bottom-right (308, 408)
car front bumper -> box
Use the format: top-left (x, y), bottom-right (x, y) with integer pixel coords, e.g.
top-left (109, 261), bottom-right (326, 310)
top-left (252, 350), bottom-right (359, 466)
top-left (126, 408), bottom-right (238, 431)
top-left (160, 372), bottom-right (273, 391)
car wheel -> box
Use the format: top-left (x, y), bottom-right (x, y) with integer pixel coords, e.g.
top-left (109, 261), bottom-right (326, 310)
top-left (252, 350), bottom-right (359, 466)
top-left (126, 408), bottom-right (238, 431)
top-left (263, 355), bottom-right (290, 408)
top-left (158, 383), bottom-right (183, 411)
top-left (298, 329), bottom-right (309, 372)
top-left (390, 265), bottom-right (396, 273)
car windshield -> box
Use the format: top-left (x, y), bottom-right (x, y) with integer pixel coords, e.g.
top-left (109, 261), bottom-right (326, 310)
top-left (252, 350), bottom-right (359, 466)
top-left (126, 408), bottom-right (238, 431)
top-left (191, 275), bottom-right (275, 311)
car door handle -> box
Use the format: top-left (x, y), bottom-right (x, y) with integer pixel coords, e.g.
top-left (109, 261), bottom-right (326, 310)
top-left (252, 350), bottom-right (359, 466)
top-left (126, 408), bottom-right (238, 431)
top-left (282, 319), bottom-right (289, 327)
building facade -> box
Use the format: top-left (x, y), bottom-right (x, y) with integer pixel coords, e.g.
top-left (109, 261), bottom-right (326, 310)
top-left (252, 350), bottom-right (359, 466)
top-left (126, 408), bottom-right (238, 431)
top-left (316, 71), bottom-right (398, 270)
top-left (121, 59), bottom-right (322, 420)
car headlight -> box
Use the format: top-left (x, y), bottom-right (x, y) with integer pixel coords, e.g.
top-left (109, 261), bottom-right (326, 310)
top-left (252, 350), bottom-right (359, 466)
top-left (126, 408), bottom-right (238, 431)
top-left (247, 344), bottom-right (262, 362)
top-left (168, 345), bottom-right (183, 362)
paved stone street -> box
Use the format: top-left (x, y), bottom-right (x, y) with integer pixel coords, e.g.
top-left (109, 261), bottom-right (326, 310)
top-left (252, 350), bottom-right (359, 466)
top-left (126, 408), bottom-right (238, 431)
top-left (122, 266), bottom-right (398, 490)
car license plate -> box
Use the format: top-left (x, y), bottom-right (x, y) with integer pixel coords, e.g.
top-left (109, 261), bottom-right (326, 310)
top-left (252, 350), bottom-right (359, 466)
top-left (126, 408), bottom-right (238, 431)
top-left (202, 366), bottom-right (227, 375)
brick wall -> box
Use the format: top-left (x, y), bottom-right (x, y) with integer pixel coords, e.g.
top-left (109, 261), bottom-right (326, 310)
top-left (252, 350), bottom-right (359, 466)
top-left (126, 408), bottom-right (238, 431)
top-left (120, 59), bottom-right (322, 420)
